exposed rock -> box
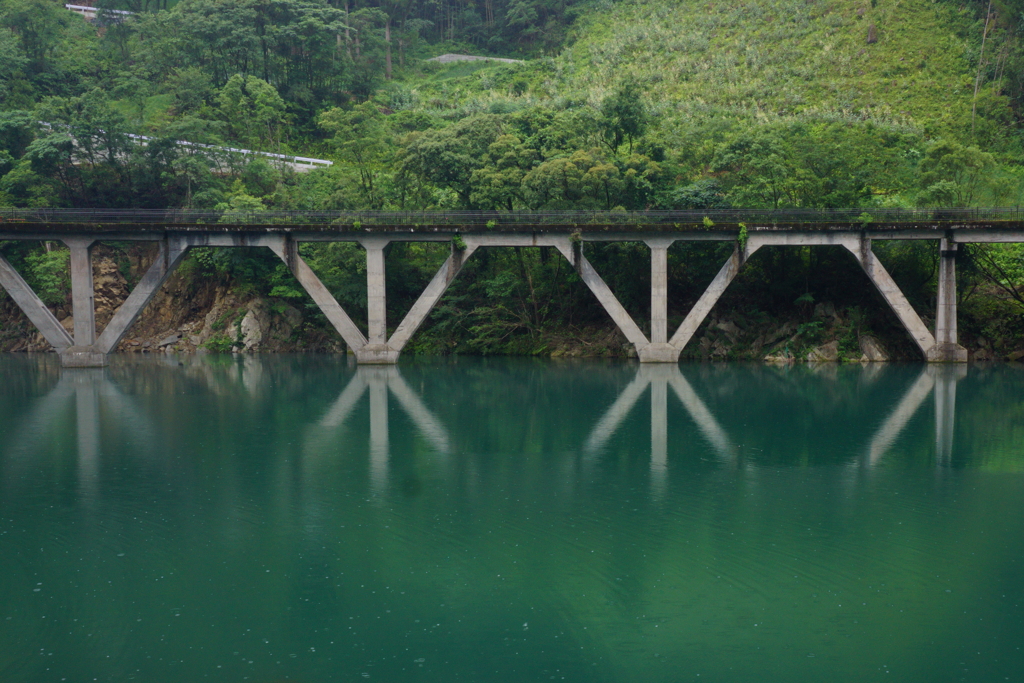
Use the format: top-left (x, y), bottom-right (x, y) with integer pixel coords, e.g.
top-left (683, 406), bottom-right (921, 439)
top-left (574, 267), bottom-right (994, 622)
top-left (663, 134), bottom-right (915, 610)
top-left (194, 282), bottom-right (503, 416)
top-left (158, 334), bottom-right (181, 347)
top-left (813, 301), bottom-right (838, 321)
top-left (858, 335), bottom-right (888, 361)
top-left (199, 289), bottom-right (244, 345)
top-left (806, 340), bottom-right (839, 362)
top-left (1007, 349), bottom-right (1024, 362)
top-left (764, 350), bottom-right (794, 363)
top-left (975, 347), bottom-right (993, 361)
top-left (750, 333), bottom-right (766, 356)
top-left (239, 300), bottom-right (272, 351)
top-left (715, 320), bottom-right (741, 339)
top-left (764, 321), bottom-right (798, 345)
top-left (90, 247), bottom-right (130, 329)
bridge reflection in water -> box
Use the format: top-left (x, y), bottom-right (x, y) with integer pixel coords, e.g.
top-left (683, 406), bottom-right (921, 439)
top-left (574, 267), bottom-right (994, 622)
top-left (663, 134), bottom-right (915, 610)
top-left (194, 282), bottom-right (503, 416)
top-left (3, 366), bottom-right (157, 503)
top-left (585, 365), bottom-right (737, 495)
top-left (866, 364), bottom-right (967, 468)
top-left (304, 365), bottom-right (451, 493)
top-left (3, 360), bottom-right (967, 497)
top-left (584, 364), bottom-right (965, 493)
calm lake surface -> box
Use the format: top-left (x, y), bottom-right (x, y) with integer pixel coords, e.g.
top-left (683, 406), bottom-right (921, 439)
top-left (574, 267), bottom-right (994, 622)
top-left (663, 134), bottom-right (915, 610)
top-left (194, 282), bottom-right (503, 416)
top-left (1, 355), bottom-right (1023, 683)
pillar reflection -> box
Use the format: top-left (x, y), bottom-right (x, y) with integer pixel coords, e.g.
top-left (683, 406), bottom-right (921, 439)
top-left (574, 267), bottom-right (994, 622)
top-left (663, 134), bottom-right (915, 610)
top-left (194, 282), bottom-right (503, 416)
top-left (586, 365), bottom-right (736, 493)
top-left (306, 366), bottom-right (451, 494)
top-left (4, 368), bottom-right (154, 503)
top-left (933, 364), bottom-right (966, 466)
top-left (865, 364), bottom-right (966, 467)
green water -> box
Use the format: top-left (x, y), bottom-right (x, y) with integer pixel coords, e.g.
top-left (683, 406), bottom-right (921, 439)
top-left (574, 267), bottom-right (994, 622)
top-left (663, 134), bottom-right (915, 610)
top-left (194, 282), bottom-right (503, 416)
top-left (1, 356), bottom-right (1023, 683)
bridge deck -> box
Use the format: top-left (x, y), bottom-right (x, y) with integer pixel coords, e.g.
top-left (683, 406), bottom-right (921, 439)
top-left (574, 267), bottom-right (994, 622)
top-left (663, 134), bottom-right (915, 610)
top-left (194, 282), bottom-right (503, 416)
top-left (4, 220), bottom-right (1024, 239)
top-left (3, 208), bottom-right (1024, 240)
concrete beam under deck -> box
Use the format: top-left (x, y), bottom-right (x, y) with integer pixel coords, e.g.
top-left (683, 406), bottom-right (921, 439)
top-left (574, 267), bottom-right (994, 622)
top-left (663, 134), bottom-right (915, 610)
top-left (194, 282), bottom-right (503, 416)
top-left (4, 220), bottom-right (1024, 241)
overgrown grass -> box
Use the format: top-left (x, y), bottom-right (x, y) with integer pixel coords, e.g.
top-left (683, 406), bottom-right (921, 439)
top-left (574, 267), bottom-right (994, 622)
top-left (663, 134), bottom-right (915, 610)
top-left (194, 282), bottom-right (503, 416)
top-left (397, 0), bottom-right (1014, 156)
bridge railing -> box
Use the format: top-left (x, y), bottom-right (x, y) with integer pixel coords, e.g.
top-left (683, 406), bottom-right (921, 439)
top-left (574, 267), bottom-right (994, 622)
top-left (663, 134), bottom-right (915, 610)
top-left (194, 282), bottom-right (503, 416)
top-left (1, 207), bottom-right (1022, 227)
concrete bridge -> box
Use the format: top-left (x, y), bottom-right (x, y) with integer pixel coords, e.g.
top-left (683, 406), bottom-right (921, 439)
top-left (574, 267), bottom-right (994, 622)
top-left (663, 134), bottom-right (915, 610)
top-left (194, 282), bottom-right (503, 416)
top-left (2, 208), bottom-right (1023, 367)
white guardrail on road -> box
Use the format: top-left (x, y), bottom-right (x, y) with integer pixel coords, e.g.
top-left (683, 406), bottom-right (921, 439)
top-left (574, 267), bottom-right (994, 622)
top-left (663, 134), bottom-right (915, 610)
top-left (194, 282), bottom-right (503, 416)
top-left (126, 134), bottom-right (334, 172)
top-left (38, 122), bottom-right (333, 173)
top-left (64, 4), bottom-right (134, 18)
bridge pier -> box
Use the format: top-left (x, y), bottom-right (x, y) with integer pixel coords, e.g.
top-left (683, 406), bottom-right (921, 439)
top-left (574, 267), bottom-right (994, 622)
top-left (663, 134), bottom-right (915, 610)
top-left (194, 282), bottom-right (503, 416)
top-left (61, 238), bottom-right (107, 367)
top-left (930, 239), bottom-right (969, 362)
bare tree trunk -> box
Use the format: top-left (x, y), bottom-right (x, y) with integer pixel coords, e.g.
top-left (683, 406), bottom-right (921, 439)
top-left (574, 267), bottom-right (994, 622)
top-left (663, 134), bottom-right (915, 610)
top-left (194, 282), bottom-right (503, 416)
top-left (385, 18), bottom-right (392, 80)
top-left (972, 0), bottom-right (994, 136)
top-left (344, 0), bottom-right (352, 59)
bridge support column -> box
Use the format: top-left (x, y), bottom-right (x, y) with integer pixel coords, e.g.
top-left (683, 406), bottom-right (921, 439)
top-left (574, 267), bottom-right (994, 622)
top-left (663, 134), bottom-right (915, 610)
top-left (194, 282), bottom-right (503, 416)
top-left (356, 238), bottom-right (399, 364)
top-left (61, 237), bottom-right (107, 368)
top-left (930, 239), bottom-right (968, 362)
top-left (649, 240), bottom-right (669, 345)
top-left (641, 239), bottom-right (680, 363)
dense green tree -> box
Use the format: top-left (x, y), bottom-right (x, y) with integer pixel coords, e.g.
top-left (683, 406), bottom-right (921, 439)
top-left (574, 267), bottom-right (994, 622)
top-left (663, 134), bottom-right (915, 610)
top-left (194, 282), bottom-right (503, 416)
top-left (469, 134), bottom-right (537, 210)
top-left (398, 114), bottom-right (504, 207)
top-left (917, 139), bottom-right (995, 207)
top-left (0, 0), bottom-right (72, 71)
top-left (0, 28), bottom-right (28, 105)
top-left (319, 102), bottom-right (391, 208)
top-left (711, 128), bottom-right (792, 209)
top-left (600, 80), bottom-right (648, 154)
top-left (217, 74), bottom-right (288, 151)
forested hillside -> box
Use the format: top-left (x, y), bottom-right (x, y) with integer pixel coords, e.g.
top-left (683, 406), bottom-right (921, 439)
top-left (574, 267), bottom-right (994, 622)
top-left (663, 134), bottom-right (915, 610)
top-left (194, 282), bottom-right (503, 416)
top-left (2, 0), bottom-right (1024, 361)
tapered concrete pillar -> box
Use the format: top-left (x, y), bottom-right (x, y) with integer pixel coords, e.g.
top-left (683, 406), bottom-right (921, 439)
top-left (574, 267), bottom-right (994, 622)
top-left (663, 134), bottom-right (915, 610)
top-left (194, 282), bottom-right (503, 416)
top-left (366, 244), bottom-right (387, 344)
top-left (640, 239), bottom-right (678, 362)
top-left (843, 238), bottom-right (936, 360)
top-left (662, 244), bottom-right (749, 361)
top-left (95, 238), bottom-right (190, 355)
top-left (269, 236), bottom-right (369, 353)
top-left (357, 238), bottom-right (399, 363)
top-left (649, 241), bottom-right (669, 344)
top-left (930, 239), bottom-right (968, 362)
top-left (62, 238), bottom-right (107, 368)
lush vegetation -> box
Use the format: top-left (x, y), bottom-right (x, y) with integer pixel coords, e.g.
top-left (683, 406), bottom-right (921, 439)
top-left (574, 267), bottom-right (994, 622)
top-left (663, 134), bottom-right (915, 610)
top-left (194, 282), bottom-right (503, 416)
top-left (2, 0), bottom-right (1024, 358)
